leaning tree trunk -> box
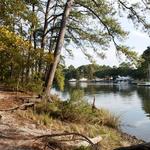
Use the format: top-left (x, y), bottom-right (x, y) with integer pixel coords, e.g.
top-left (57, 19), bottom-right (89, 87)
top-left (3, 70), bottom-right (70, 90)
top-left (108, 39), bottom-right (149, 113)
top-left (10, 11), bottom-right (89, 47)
top-left (44, 0), bottom-right (74, 98)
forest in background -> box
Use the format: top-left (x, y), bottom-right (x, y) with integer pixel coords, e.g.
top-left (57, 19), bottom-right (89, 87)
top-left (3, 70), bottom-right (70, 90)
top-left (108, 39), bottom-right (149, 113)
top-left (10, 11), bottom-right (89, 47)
top-left (64, 47), bottom-right (150, 81)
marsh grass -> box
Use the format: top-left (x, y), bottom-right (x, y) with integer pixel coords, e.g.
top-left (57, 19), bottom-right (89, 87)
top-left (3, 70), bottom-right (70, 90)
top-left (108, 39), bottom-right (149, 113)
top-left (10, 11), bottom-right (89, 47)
top-left (34, 90), bottom-right (120, 129)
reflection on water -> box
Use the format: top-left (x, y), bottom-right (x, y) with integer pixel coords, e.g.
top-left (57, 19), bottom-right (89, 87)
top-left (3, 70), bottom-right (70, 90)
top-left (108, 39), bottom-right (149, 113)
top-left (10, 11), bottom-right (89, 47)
top-left (137, 87), bottom-right (150, 118)
top-left (52, 83), bottom-right (150, 142)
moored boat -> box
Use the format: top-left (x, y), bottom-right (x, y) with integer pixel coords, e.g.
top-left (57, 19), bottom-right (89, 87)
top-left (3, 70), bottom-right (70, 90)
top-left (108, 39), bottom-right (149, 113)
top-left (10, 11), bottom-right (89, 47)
top-left (137, 82), bottom-right (150, 86)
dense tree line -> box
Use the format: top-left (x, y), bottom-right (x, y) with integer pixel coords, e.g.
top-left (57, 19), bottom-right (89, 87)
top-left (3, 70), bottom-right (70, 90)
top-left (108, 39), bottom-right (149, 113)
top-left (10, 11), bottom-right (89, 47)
top-left (64, 63), bottom-right (134, 80)
top-left (0, 0), bottom-right (149, 97)
top-left (64, 47), bottom-right (150, 81)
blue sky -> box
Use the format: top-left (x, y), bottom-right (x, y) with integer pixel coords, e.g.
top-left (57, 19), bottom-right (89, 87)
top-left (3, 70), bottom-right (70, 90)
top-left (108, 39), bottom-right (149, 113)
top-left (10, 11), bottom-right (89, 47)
top-left (63, 1), bottom-right (150, 68)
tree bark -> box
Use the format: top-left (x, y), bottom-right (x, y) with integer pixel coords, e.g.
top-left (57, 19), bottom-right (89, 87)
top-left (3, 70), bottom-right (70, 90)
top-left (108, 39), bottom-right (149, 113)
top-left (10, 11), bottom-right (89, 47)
top-left (44, 0), bottom-right (74, 98)
top-left (39, 0), bottom-right (51, 73)
top-left (26, 4), bottom-right (36, 82)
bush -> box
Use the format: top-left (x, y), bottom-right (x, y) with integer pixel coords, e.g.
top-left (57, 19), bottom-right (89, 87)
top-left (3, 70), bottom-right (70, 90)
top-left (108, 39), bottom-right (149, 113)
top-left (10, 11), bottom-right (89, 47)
top-left (36, 100), bottom-right (59, 115)
top-left (34, 90), bottom-right (120, 129)
top-left (2, 73), bottom-right (44, 94)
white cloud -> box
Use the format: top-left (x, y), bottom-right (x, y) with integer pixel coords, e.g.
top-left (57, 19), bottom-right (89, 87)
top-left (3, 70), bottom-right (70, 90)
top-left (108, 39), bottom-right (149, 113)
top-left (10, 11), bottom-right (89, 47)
top-left (131, 30), bottom-right (150, 39)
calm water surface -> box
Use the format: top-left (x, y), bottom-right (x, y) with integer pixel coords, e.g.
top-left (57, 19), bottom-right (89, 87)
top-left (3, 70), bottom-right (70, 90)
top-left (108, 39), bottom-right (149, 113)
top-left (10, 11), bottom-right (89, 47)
top-left (51, 82), bottom-right (150, 142)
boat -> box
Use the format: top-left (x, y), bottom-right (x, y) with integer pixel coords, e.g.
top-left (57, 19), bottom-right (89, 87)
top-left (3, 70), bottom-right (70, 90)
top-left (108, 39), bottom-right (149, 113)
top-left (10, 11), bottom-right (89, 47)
top-left (137, 82), bottom-right (150, 86)
top-left (115, 76), bottom-right (132, 84)
top-left (79, 78), bottom-right (88, 82)
top-left (68, 78), bottom-right (77, 82)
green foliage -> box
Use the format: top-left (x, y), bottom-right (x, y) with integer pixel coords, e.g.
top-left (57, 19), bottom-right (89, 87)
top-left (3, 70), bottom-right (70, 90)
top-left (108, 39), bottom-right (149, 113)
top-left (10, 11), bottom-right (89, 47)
top-left (0, 26), bottom-right (31, 81)
top-left (64, 65), bottom-right (77, 80)
top-left (54, 65), bottom-right (65, 91)
top-left (136, 47), bottom-right (150, 79)
top-left (36, 99), bottom-right (59, 115)
top-left (35, 90), bottom-right (120, 129)
top-left (142, 47), bottom-right (150, 64)
top-left (70, 89), bottom-right (84, 102)
top-left (65, 63), bottom-right (137, 80)
top-left (117, 45), bottom-right (139, 65)
top-left (22, 73), bottom-right (44, 93)
top-left (0, 0), bottom-right (148, 94)
top-left (0, 0), bottom-right (39, 31)
top-left (0, 26), bottom-right (46, 93)
top-left (39, 113), bottom-right (52, 126)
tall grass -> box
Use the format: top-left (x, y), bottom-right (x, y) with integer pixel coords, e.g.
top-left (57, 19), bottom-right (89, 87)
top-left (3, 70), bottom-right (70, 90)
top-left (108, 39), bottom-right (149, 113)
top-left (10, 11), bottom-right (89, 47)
top-left (34, 90), bottom-right (120, 129)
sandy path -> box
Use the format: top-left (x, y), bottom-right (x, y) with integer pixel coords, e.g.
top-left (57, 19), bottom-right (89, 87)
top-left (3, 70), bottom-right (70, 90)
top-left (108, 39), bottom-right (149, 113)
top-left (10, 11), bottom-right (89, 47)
top-left (0, 91), bottom-right (51, 150)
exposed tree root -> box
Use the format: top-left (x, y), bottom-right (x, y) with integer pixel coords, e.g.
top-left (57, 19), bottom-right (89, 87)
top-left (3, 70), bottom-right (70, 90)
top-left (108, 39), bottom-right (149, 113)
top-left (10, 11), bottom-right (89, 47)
top-left (0, 132), bottom-right (101, 150)
top-left (0, 103), bottom-right (34, 111)
top-left (34, 132), bottom-right (101, 150)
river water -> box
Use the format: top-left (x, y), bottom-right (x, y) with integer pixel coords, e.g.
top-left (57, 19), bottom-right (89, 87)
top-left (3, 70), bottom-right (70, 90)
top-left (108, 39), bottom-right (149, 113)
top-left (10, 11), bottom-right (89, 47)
top-left (51, 82), bottom-right (150, 142)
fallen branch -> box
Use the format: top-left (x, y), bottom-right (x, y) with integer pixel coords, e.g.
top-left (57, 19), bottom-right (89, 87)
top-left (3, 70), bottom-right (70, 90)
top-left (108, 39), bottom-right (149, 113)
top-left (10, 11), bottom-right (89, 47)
top-left (19, 103), bottom-right (34, 110)
top-left (0, 102), bottom-right (34, 111)
top-left (0, 130), bottom-right (102, 149)
top-left (34, 132), bottom-right (102, 150)
top-left (71, 136), bottom-right (102, 148)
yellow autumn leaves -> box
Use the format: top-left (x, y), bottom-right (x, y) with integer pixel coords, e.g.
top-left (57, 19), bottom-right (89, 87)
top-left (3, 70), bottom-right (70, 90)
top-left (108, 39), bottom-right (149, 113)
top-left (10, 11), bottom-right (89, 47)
top-left (0, 26), bottom-right (31, 52)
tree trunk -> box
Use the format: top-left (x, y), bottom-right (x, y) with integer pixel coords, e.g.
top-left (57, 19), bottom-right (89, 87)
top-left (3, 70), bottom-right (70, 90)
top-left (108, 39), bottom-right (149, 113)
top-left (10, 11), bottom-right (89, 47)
top-left (44, 0), bottom-right (74, 98)
top-left (39, 0), bottom-right (51, 73)
top-left (26, 4), bottom-right (36, 82)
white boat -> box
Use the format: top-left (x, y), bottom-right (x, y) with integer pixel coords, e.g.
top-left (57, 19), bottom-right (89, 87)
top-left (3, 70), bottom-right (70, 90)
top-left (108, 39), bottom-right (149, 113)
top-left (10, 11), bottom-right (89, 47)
top-left (68, 78), bottom-right (77, 82)
top-left (137, 82), bottom-right (150, 86)
top-left (115, 76), bottom-right (132, 84)
top-left (94, 78), bottom-right (103, 82)
top-left (79, 78), bottom-right (88, 82)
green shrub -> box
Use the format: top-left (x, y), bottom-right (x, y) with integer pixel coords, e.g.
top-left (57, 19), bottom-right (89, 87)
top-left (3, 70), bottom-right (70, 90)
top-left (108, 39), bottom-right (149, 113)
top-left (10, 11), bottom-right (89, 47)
top-left (23, 80), bottom-right (43, 94)
top-left (40, 113), bottom-right (52, 126)
top-left (58, 90), bottom-right (120, 128)
top-left (35, 100), bottom-right (59, 115)
top-left (34, 90), bottom-right (120, 129)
